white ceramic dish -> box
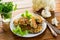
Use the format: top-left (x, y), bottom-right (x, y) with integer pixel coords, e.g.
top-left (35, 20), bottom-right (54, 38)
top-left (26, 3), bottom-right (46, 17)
top-left (10, 12), bottom-right (47, 37)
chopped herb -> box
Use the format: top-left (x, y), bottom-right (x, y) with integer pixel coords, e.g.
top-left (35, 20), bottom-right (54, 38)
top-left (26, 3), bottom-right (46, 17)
top-left (0, 2), bottom-right (17, 19)
top-left (2, 2), bottom-right (13, 13)
top-left (3, 12), bottom-right (12, 19)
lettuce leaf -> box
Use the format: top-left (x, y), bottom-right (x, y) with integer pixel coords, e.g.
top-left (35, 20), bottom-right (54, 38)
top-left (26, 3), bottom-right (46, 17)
top-left (21, 10), bottom-right (32, 19)
top-left (12, 25), bottom-right (29, 36)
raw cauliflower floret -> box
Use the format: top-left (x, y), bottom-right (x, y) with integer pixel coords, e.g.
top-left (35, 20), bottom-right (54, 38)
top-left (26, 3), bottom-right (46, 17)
top-left (33, 0), bottom-right (56, 11)
top-left (52, 17), bottom-right (58, 26)
top-left (41, 6), bottom-right (51, 18)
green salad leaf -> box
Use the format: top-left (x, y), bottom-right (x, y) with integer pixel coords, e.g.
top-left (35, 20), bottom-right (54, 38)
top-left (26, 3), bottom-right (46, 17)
top-left (21, 10), bottom-right (32, 19)
top-left (12, 25), bottom-right (29, 36)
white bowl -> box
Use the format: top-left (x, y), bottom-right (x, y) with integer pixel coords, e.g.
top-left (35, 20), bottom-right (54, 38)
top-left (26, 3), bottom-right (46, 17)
top-left (10, 12), bottom-right (47, 37)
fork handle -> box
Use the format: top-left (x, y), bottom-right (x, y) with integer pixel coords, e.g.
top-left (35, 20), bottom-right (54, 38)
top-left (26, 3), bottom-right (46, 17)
top-left (45, 21), bottom-right (58, 37)
top-left (51, 25), bottom-right (60, 34)
top-left (48, 24), bottom-right (57, 36)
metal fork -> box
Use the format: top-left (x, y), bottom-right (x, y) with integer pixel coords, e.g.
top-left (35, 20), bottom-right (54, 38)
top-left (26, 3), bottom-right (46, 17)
top-left (45, 20), bottom-right (58, 36)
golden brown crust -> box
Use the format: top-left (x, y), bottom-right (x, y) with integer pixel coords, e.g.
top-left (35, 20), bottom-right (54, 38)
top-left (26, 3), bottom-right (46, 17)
top-left (13, 19), bottom-right (19, 26)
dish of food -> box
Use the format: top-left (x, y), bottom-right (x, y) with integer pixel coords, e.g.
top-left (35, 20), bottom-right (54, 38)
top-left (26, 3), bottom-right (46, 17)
top-left (10, 10), bottom-right (47, 37)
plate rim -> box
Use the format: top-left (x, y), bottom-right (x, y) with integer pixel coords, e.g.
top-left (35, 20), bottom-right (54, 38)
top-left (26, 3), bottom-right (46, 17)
top-left (10, 12), bottom-right (47, 37)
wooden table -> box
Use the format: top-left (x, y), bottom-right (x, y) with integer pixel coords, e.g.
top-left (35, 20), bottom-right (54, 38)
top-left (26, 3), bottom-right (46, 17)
top-left (0, 0), bottom-right (60, 40)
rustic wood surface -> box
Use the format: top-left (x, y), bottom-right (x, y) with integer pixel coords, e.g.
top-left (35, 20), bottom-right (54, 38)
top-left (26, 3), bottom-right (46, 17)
top-left (0, 0), bottom-right (60, 40)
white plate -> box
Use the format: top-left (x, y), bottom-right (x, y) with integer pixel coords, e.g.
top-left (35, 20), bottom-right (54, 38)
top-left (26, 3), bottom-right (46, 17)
top-left (10, 12), bottom-right (47, 37)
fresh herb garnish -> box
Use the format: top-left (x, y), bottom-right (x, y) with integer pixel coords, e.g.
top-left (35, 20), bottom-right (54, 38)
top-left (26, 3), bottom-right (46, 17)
top-left (3, 12), bottom-right (12, 19)
top-left (0, 2), bottom-right (17, 19)
top-left (1, 2), bottom-right (13, 13)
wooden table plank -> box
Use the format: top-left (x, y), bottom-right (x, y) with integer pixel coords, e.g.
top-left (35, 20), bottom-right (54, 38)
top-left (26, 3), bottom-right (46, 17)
top-left (56, 0), bottom-right (60, 3)
top-left (55, 1), bottom-right (60, 12)
top-left (55, 0), bottom-right (60, 12)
